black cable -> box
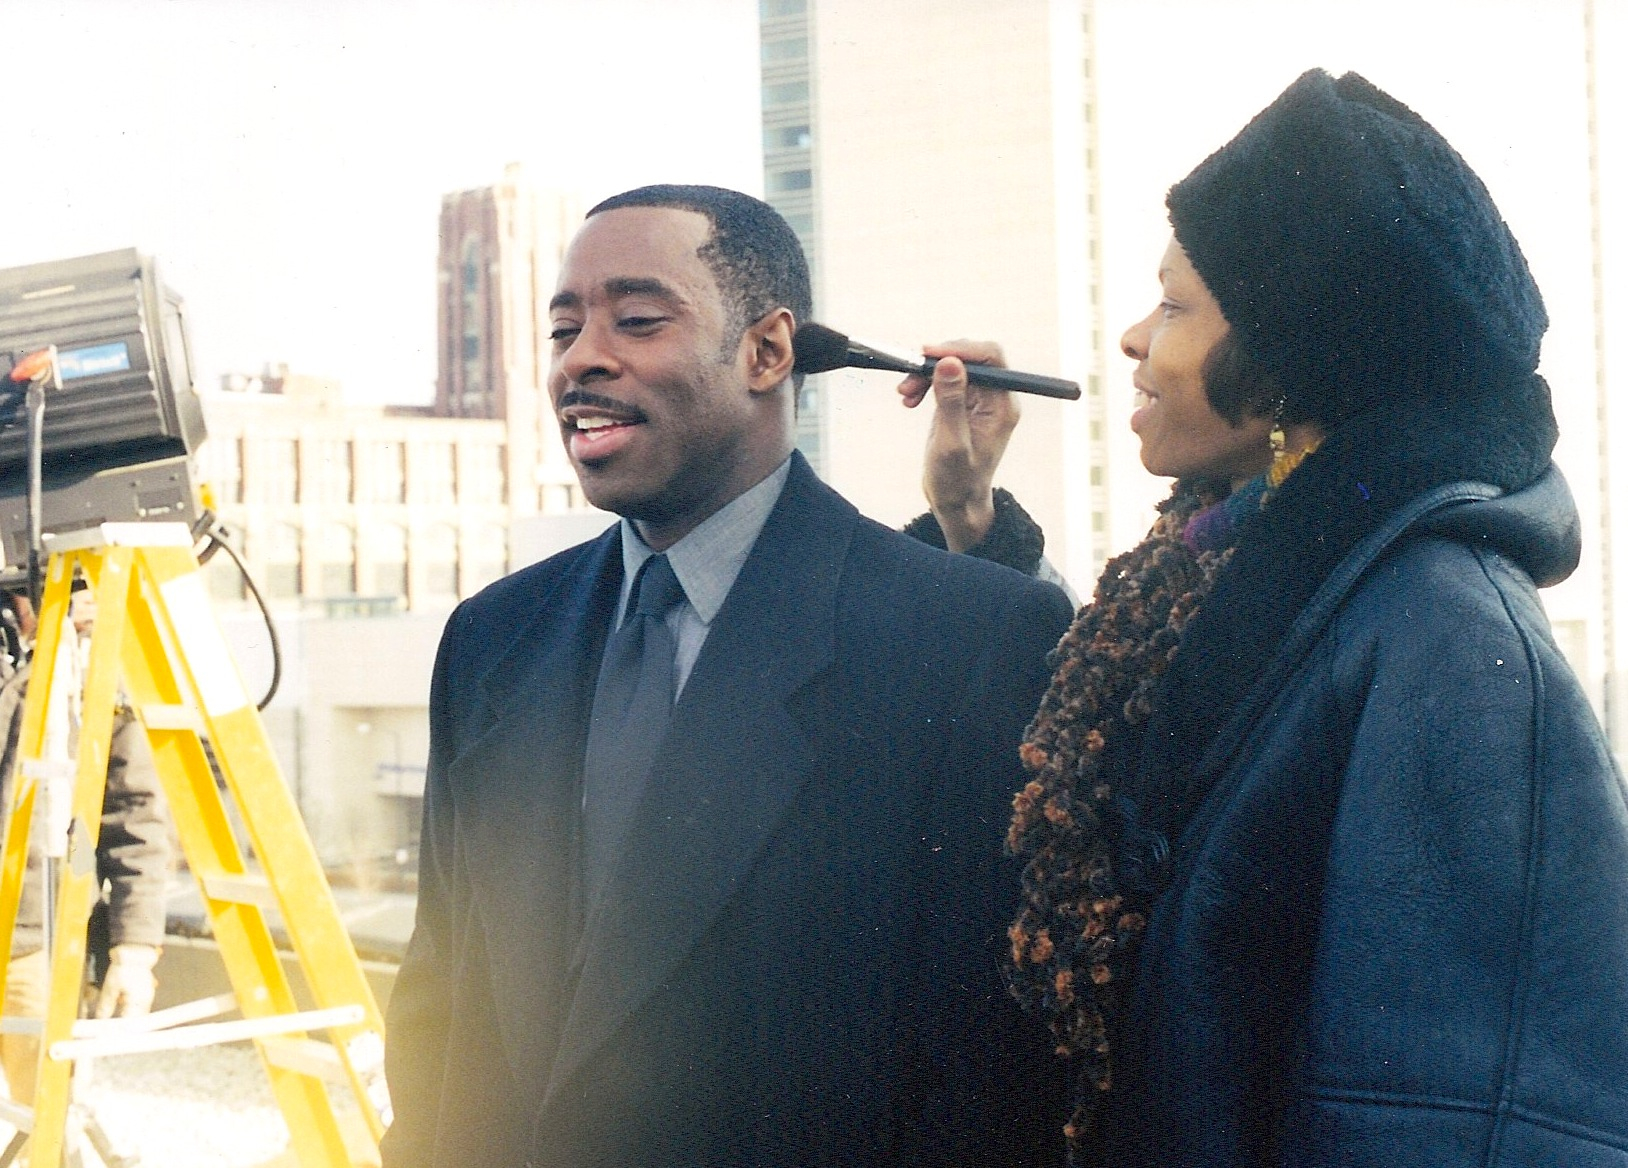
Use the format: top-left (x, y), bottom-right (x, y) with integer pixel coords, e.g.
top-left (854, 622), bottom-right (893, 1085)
top-left (198, 523), bottom-right (282, 711)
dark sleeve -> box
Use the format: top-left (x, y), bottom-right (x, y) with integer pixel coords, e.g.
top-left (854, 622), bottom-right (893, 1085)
top-left (381, 602), bottom-right (472, 1168)
top-left (901, 488), bottom-right (1047, 577)
top-left (900, 575), bottom-right (1075, 1165)
top-left (97, 705), bottom-right (172, 948)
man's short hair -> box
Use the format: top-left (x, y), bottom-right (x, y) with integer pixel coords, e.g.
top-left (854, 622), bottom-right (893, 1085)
top-left (587, 185), bottom-right (813, 343)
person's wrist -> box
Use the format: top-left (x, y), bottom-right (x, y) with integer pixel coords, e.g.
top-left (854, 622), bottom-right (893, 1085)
top-left (934, 494), bottom-right (996, 553)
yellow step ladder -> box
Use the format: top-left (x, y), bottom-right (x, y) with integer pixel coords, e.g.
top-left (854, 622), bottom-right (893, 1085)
top-left (0, 524), bottom-right (389, 1166)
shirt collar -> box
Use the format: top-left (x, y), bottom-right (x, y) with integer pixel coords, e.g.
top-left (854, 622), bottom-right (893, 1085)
top-left (616, 456), bottom-right (793, 624)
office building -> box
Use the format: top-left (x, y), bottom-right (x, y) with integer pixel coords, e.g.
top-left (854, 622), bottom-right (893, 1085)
top-left (759, 0), bottom-right (1110, 583)
top-left (435, 164), bottom-right (584, 515)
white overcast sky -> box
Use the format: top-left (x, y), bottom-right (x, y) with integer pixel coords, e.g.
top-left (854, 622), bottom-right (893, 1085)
top-left (2, 0), bottom-right (1619, 436)
top-left (3, 0), bottom-right (761, 404)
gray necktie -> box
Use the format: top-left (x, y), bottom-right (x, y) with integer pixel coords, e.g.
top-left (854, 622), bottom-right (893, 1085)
top-left (582, 553), bottom-right (685, 901)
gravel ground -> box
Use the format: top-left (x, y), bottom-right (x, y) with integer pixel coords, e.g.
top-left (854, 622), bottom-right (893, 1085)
top-left (1, 1043), bottom-right (367, 1168)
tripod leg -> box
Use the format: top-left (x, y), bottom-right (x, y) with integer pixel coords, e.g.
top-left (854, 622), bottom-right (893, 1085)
top-left (0, 1130), bottom-right (25, 1167)
top-left (79, 1109), bottom-right (138, 1168)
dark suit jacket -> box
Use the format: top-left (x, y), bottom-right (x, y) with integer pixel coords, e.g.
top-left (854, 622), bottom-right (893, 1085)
top-left (383, 454), bottom-right (1074, 1167)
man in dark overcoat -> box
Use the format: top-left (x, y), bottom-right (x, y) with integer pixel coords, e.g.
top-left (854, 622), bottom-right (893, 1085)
top-left (381, 185), bottom-right (1073, 1166)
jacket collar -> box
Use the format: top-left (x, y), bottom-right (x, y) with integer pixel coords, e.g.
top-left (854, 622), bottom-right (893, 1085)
top-left (1169, 470), bottom-right (1570, 883)
top-left (1136, 368), bottom-right (1559, 847)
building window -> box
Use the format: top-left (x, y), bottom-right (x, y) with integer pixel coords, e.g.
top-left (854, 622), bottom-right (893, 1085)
top-left (761, 36), bottom-right (807, 63)
top-left (760, 0), bottom-right (806, 15)
top-left (1089, 466), bottom-right (1104, 486)
top-left (256, 438), bottom-right (299, 505)
top-left (368, 441), bottom-right (406, 504)
top-left (764, 124), bottom-right (812, 151)
top-left (264, 523), bottom-right (302, 600)
top-left (373, 524), bottom-right (407, 598)
top-left (466, 524), bottom-right (508, 593)
top-left (460, 236), bottom-right (485, 414)
top-left (319, 523), bottom-right (356, 597)
top-left (418, 443), bottom-right (456, 505)
top-left (461, 444), bottom-right (506, 505)
top-left (309, 439), bottom-right (353, 504)
top-left (200, 435), bottom-right (244, 505)
top-left (422, 525), bottom-right (458, 599)
top-left (769, 169), bottom-right (813, 193)
top-left (207, 552), bottom-right (245, 602)
top-left (763, 80), bottom-right (809, 106)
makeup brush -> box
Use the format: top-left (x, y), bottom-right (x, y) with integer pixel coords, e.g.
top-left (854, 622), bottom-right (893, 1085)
top-left (791, 322), bottom-right (1081, 401)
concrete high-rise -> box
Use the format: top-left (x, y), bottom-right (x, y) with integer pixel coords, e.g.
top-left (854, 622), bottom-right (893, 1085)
top-left (759, 0), bottom-right (1109, 585)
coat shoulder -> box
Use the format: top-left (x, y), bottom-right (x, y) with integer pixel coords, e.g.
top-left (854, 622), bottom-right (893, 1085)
top-left (853, 513), bottom-right (1074, 624)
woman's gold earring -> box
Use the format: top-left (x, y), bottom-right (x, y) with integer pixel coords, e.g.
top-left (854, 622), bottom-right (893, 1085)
top-left (1267, 415), bottom-right (1318, 489)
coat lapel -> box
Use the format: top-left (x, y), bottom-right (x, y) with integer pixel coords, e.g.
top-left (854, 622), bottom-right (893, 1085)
top-left (450, 528), bottom-right (622, 1092)
top-left (545, 457), bottom-right (856, 1104)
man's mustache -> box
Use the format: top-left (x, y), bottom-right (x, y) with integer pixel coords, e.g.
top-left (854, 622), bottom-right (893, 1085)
top-left (556, 388), bottom-right (647, 420)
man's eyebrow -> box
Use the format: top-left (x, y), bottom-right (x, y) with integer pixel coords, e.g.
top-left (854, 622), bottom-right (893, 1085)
top-left (548, 278), bottom-right (685, 315)
top-left (604, 277), bottom-right (683, 304)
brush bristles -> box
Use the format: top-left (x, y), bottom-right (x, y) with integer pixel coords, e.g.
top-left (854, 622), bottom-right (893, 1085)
top-left (791, 323), bottom-right (852, 375)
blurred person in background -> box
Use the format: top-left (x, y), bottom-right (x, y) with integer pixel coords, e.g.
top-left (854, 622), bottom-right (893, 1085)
top-left (0, 585), bottom-right (171, 1106)
top-left (905, 68), bottom-right (1628, 1167)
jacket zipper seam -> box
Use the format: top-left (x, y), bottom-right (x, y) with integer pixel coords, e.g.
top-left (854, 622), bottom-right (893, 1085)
top-left (1477, 543), bottom-right (1549, 1168)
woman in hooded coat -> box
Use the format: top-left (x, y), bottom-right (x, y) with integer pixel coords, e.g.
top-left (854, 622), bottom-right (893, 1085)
top-left (907, 68), bottom-right (1628, 1166)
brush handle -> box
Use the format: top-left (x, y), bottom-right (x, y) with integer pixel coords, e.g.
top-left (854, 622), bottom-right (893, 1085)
top-left (939, 360), bottom-right (1082, 401)
top-left (842, 344), bottom-right (1082, 400)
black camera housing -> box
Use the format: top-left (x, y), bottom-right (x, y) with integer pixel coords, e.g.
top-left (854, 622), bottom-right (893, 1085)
top-left (0, 248), bottom-right (207, 567)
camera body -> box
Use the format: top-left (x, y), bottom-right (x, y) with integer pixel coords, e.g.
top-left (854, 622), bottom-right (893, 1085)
top-left (0, 248), bottom-right (207, 567)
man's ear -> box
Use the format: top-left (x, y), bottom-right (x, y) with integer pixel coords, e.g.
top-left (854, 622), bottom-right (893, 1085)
top-left (744, 307), bottom-right (796, 395)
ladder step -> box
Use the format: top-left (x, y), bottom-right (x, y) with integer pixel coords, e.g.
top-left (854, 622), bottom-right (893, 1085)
top-left (20, 759), bottom-right (76, 782)
top-left (260, 1036), bottom-right (348, 1083)
top-left (71, 992), bottom-right (238, 1039)
top-left (50, 1003), bottom-right (366, 1062)
top-left (0, 1096), bottom-right (32, 1135)
top-left (202, 873), bottom-right (279, 909)
top-left (139, 703), bottom-right (205, 732)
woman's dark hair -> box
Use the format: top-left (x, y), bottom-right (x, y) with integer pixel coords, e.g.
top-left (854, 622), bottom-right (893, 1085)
top-left (1200, 329), bottom-right (1283, 428)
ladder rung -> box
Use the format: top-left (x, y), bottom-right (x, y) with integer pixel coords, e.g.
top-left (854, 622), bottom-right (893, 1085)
top-left (71, 992), bottom-right (238, 1038)
top-left (202, 874), bottom-right (279, 909)
top-left (20, 759), bottom-right (75, 782)
top-left (49, 1003), bottom-right (366, 1062)
top-left (0, 1096), bottom-right (31, 1134)
top-left (139, 703), bottom-right (205, 732)
top-left (43, 522), bottom-right (193, 552)
top-left (260, 1036), bottom-right (348, 1083)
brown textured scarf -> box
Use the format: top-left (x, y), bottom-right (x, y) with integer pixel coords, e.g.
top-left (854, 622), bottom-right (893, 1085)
top-left (1005, 480), bottom-right (1230, 1162)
